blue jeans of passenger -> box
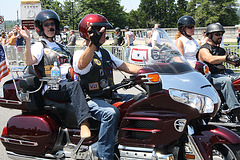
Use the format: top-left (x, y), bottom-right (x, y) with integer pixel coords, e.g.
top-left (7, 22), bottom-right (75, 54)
top-left (88, 94), bottom-right (133, 160)
top-left (211, 72), bottom-right (240, 111)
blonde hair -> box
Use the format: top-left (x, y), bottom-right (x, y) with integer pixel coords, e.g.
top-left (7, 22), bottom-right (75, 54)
top-left (175, 31), bottom-right (182, 40)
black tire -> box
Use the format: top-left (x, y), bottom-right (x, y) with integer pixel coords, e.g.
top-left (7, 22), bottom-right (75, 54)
top-left (212, 143), bottom-right (240, 160)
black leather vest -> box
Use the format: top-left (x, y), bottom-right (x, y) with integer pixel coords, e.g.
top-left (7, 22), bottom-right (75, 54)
top-left (36, 41), bottom-right (71, 77)
top-left (80, 48), bottom-right (114, 98)
top-left (196, 43), bottom-right (226, 74)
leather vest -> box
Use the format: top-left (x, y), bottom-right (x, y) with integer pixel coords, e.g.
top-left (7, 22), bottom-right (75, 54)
top-left (36, 41), bottom-right (71, 77)
top-left (196, 43), bottom-right (226, 74)
top-left (80, 48), bottom-right (114, 98)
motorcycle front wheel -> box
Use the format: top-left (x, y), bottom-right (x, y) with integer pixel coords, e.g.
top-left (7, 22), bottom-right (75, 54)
top-left (212, 143), bottom-right (240, 160)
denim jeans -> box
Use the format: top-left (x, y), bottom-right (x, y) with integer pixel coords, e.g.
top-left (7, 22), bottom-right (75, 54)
top-left (211, 72), bottom-right (240, 111)
top-left (88, 98), bottom-right (120, 160)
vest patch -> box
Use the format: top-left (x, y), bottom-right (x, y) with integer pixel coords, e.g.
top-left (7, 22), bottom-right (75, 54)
top-left (100, 79), bottom-right (108, 88)
top-left (89, 82), bottom-right (99, 90)
top-left (94, 58), bottom-right (101, 66)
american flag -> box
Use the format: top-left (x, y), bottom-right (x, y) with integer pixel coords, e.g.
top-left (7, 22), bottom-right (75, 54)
top-left (0, 45), bottom-right (9, 81)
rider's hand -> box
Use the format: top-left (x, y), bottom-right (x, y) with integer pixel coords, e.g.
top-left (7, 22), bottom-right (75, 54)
top-left (226, 55), bottom-right (240, 66)
top-left (14, 26), bottom-right (30, 41)
top-left (87, 23), bottom-right (105, 50)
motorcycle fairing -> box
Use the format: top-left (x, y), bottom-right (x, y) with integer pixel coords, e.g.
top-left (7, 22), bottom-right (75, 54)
top-left (118, 90), bottom-right (200, 148)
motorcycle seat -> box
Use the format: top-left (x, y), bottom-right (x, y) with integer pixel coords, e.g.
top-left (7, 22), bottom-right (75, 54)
top-left (43, 98), bottom-right (79, 128)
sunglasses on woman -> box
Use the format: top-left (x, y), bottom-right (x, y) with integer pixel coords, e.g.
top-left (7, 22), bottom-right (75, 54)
top-left (43, 22), bottom-right (55, 27)
top-left (186, 26), bottom-right (194, 29)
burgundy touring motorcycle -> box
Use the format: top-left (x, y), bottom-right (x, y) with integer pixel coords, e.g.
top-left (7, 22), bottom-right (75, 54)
top-left (1, 29), bottom-right (240, 160)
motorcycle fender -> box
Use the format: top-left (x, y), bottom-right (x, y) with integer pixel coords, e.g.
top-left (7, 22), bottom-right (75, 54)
top-left (191, 125), bottom-right (240, 159)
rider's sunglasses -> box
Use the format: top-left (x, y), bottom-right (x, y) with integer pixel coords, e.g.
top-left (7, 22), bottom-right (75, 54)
top-left (43, 22), bottom-right (55, 27)
top-left (186, 25), bottom-right (194, 29)
top-left (214, 32), bottom-right (224, 37)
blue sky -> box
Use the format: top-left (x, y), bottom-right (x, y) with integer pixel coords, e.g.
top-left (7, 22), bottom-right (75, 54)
top-left (0, 0), bottom-right (140, 21)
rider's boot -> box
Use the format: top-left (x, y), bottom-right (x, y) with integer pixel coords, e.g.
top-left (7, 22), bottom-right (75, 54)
top-left (231, 108), bottom-right (240, 122)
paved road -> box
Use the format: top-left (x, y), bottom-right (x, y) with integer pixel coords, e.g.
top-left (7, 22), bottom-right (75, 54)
top-left (0, 70), bottom-right (140, 159)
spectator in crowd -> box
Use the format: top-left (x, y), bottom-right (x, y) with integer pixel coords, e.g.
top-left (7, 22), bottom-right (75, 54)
top-left (200, 29), bottom-right (208, 45)
top-left (66, 30), bottom-right (77, 55)
top-left (16, 33), bottom-right (25, 64)
top-left (112, 27), bottom-right (125, 57)
top-left (0, 32), bottom-right (7, 51)
top-left (125, 26), bottom-right (135, 60)
top-left (238, 25), bottom-right (240, 46)
top-left (145, 30), bottom-right (152, 47)
top-left (175, 16), bottom-right (199, 68)
top-left (30, 31), bottom-right (35, 44)
top-left (152, 24), bottom-right (161, 48)
top-left (8, 31), bottom-right (17, 63)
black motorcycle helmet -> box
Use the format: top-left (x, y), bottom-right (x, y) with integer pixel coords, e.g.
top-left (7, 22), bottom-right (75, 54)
top-left (177, 15), bottom-right (195, 37)
top-left (115, 27), bottom-right (121, 32)
top-left (34, 10), bottom-right (60, 36)
top-left (206, 23), bottom-right (225, 37)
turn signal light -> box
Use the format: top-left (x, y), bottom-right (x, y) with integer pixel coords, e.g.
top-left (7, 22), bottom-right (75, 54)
top-left (139, 72), bottom-right (161, 84)
top-left (147, 73), bottom-right (160, 83)
top-left (204, 65), bottom-right (209, 74)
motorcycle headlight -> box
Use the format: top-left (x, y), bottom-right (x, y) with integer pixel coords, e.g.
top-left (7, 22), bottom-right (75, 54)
top-left (169, 89), bottom-right (214, 113)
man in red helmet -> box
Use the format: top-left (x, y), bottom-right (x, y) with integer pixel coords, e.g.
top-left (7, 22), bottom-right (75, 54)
top-left (15, 10), bottom-right (91, 139)
top-left (72, 14), bottom-right (142, 160)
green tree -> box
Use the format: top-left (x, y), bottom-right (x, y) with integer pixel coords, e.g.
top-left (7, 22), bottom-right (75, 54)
top-left (186, 0), bottom-right (239, 27)
top-left (135, 0), bottom-right (179, 28)
top-left (76, 0), bottom-right (127, 29)
top-left (40, 0), bottom-right (65, 29)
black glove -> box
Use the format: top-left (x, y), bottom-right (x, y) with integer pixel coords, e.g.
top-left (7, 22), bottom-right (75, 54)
top-left (88, 26), bottom-right (103, 50)
top-left (226, 55), bottom-right (240, 67)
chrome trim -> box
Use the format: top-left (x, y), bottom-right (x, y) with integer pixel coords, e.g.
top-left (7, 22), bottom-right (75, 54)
top-left (1, 137), bottom-right (38, 146)
top-left (187, 135), bottom-right (204, 160)
top-left (119, 145), bottom-right (174, 160)
top-left (0, 98), bottom-right (22, 105)
top-left (7, 151), bottom-right (53, 160)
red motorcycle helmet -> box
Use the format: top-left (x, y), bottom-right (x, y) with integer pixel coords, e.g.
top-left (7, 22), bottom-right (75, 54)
top-left (34, 10), bottom-right (60, 36)
top-left (78, 14), bottom-right (113, 40)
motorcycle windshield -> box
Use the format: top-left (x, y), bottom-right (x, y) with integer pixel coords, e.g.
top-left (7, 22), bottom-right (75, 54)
top-left (130, 28), bottom-right (194, 74)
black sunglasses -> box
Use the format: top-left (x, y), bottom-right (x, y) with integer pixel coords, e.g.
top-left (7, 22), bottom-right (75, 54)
top-left (186, 26), bottom-right (194, 29)
top-left (214, 33), bottom-right (223, 37)
top-left (43, 22), bottom-right (55, 27)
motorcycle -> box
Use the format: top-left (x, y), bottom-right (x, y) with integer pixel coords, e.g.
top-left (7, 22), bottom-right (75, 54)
top-left (0, 28), bottom-right (240, 160)
top-left (195, 60), bottom-right (240, 134)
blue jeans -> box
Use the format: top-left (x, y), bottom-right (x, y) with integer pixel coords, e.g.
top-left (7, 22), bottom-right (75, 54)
top-left (211, 72), bottom-right (240, 111)
top-left (88, 98), bottom-right (120, 160)
top-left (237, 37), bottom-right (240, 45)
top-left (88, 94), bottom-right (133, 160)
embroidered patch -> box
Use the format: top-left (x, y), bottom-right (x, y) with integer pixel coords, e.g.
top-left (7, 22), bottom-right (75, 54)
top-left (44, 48), bottom-right (51, 54)
top-left (94, 58), bottom-right (101, 66)
top-left (89, 82), bottom-right (99, 90)
top-left (100, 79), bottom-right (108, 88)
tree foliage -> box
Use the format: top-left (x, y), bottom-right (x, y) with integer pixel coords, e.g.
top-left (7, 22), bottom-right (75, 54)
top-left (186, 0), bottom-right (239, 27)
top-left (39, 0), bottom-right (239, 30)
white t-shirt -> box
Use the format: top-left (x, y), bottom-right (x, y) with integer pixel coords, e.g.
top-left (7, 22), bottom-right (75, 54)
top-left (152, 30), bottom-right (161, 46)
top-left (73, 48), bottom-right (124, 75)
top-left (178, 36), bottom-right (199, 66)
